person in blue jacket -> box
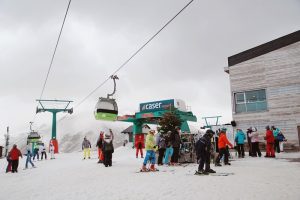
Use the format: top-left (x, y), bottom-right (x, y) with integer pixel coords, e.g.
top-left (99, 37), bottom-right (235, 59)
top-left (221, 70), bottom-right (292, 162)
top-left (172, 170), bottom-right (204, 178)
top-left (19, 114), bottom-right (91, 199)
top-left (235, 129), bottom-right (246, 158)
top-left (24, 145), bottom-right (35, 169)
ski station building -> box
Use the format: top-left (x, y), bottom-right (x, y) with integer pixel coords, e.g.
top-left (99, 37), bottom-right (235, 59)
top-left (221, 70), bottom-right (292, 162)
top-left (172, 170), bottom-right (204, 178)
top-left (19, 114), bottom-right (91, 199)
top-left (224, 30), bottom-right (300, 150)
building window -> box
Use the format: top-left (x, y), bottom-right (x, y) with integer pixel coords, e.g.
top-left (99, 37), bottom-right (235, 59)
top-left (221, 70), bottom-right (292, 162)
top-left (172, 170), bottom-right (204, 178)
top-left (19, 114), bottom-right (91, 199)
top-left (235, 89), bottom-right (267, 113)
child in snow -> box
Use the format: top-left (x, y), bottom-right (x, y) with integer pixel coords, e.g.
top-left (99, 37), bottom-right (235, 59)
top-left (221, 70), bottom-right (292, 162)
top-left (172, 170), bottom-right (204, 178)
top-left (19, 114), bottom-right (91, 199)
top-left (25, 145), bottom-right (35, 169)
top-left (157, 132), bottom-right (166, 166)
top-left (103, 129), bottom-right (114, 167)
top-left (40, 143), bottom-right (47, 160)
top-left (96, 131), bottom-right (104, 163)
top-left (141, 130), bottom-right (158, 171)
top-left (82, 137), bottom-right (92, 159)
top-left (9, 144), bottom-right (23, 173)
top-left (6, 152), bottom-right (12, 173)
top-left (265, 126), bottom-right (275, 158)
top-left (235, 129), bottom-right (246, 158)
top-left (195, 129), bottom-right (216, 175)
top-left (50, 142), bottom-right (55, 159)
top-left (215, 128), bottom-right (233, 166)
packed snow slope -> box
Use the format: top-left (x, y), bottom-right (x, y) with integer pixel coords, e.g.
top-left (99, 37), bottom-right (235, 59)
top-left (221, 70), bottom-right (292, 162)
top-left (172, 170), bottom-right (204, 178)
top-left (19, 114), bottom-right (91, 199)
top-left (1, 146), bottom-right (300, 200)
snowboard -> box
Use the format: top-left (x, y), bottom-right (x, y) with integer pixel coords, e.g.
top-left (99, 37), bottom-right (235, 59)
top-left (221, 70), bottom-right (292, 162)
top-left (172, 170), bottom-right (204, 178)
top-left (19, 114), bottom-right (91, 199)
top-left (135, 168), bottom-right (159, 173)
top-left (194, 171), bottom-right (234, 176)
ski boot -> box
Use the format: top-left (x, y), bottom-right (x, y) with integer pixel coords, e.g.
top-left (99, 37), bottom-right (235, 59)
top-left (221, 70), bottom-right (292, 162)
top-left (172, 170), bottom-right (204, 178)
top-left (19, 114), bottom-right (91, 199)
top-left (205, 168), bottom-right (216, 173)
top-left (150, 164), bottom-right (158, 172)
top-left (215, 162), bottom-right (222, 167)
top-left (225, 162), bottom-right (231, 165)
top-left (140, 164), bottom-right (148, 172)
top-left (195, 169), bottom-right (209, 175)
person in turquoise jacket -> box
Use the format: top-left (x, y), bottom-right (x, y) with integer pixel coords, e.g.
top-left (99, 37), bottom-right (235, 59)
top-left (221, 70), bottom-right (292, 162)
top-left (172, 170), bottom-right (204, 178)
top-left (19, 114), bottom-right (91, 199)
top-left (235, 129), bottom-right (246, 158)
top-left (272, 126), bottom-right (281, 153)
top-left (141, 130), bottom-right (158, 172)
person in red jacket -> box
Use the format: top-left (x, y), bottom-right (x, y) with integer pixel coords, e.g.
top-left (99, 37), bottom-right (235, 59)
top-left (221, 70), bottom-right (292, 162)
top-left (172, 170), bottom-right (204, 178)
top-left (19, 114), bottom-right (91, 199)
top-left (265, 126), bottom-right (275, 158)
top-left (215, 128), bottom-right (233, 166)
top-left (96, 132), bottom-right (104, 163)
top-left (9, 144), bottom-right (22, 173)
top-left (135, 134), bottom-right (144, 158)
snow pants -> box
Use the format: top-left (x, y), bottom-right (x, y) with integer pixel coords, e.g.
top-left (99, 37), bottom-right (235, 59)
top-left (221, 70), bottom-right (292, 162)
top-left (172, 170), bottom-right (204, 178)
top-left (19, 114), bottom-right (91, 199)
top-left (251, 142), bottom-right (261, 157)
top-left (83, 148), bottom-right (91, 159)
top-left (50, 151), bottom-right (55, 159)
top-left (6, 158), bottom-right (12, 173)
top-left (143, 150), bottom-right (156, 165)
top-left (164, 147), bottom-right (173, 165)
top-left (279, 142), bottom-right (284, 152)
top-left (197, 145), bottom-right (210, 171)
top-left (33, 149), bottom-right (39, 160)
top-left (171, 147), bottom-right (180, 163)
top-left (136, 148), bottom-right (143, 158)
top-left (41, 152), bottom-right (47, 160)
top-left (266, 143), bottom-right (275, 157)
top-left (104, 150), bottom-right (113, 166)
top-left (25, 155), bottom-right (35, 168)
top-left (216, 148), bottom-right (230, 164)
top-left (98, 148), bottom-right (104, 161)
top-left (236, 144), bottom-right (245, 158)
top-left (274, 139), bottom-right (280, 153)
top-left (11, 159), bottom-right (19, 173)
top-left (158, 148), bottom-right (166, 165)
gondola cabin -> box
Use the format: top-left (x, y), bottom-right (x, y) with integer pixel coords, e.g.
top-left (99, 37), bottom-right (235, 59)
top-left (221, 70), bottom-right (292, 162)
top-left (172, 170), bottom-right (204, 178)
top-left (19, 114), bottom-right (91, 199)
top-left (94, 97), bottom-right (118, 121)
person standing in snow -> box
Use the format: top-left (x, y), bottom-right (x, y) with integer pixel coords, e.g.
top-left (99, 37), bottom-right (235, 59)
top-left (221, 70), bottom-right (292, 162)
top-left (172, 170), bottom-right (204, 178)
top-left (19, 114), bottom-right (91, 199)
top-left (141, 130), bottom-right (158, 171)
top-left (195, 129), bottom-right (216, 175)
top-left (277, 131), bottom-right (287, 152)
top-left (264, 126), bottom-right (275, 158)
top-left (49, 142), bottom-right (55, 159)
top-left (215, 128), bottom-right (233, 166)
top-left (157, 132), bottom-right (166, 166)
top-left (102, 129), bottom-right (114, 167)
top-left (9, 144), bottom-right (22, 173)
top-left (135, 135), bottom-right (144, 158)
top-left (6, 152), bottom-right (12, 173)
top-left (271, 126), bottom-right (281, 153)
top-left (82, 137), bottom-right (92, 159)
top-left (40, 143), bottom-right (47, 160)
top-left (235, 129), bottom-right (246, 158)
top-left (170, 126), bottom-right (181, 165)
top-left (164, 131), bottom-right (173, 165)
top-left (24, 144), bottom-right (35, 169)
top-left (246, 127), bottom-right (253, 157)
top-left (32, 143), bottom-right (40, 161)
top-left (96, 132), bottom-right (104, 163)
top-left (248, 127), bottom-right (262, 157)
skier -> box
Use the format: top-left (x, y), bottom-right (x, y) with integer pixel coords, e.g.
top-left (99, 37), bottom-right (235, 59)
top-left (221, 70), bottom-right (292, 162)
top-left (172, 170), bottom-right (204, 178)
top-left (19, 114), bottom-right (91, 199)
top-left (82, 136), bottom-right (92, 159)
top-left (102, 129), bottom-right (114, 167)
top-left (265, 126), bottom-right (275, 158)
top-left (272, 126), bottom-right (281, 153)
top-left (40, 143), bottom-right (47, 160)
top-left (49, 141), bottom-right (55, 159)
top-left (164, 131), bottom-right (173, 165)
top-left (215, 128), bottom-right (233, 166)
top-left (170, 126), bottom-right (181, 165)
top-left (135, 134), bottom-right (144, 158)
top-left (141, 130), bottom-right (158, 172)
top-left (24, 145), bottom-right (35, 169)
top-left (9, 144), bottom-right (22, 173)
top-left (156, 132), bottom-right (166, 166)
top-left (195, 129), bottom-right (216, 175)
top-left (248, 127), bottom-right (262, 157)
top-left (32, 143), bottom-right (40, 161)
top-left (235, 129), bottom-right (246, 158)
top-left (96, 132), bottom-right (104, 163)
top-left (6, 152), bottom-right (12, 173)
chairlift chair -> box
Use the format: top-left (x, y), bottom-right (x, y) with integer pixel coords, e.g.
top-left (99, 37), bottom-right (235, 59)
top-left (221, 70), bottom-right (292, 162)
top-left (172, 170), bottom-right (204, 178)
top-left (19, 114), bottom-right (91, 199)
top-left (94, 75), bottom-right (119, 121)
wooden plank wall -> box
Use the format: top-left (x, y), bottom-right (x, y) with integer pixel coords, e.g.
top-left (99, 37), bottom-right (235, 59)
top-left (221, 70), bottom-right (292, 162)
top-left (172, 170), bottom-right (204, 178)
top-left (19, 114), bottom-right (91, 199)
top-left (228, 42), bottom-right (300, 147)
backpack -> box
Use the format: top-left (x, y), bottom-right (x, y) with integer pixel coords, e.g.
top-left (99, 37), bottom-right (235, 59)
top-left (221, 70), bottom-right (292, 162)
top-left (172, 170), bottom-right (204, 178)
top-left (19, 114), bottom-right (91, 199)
top-left (158, 138), bottom-right (166, 149)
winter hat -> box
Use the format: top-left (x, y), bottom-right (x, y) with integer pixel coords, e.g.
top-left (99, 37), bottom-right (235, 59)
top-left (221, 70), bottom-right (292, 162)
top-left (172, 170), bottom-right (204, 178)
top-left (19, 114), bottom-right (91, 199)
top-left (105, 133), bottom-right (111, 138)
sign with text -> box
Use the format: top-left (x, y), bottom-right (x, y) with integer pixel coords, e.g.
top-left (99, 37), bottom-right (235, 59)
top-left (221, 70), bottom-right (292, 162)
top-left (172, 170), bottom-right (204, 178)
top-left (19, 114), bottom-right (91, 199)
top-left (139, 99), bottom-right (174, 112)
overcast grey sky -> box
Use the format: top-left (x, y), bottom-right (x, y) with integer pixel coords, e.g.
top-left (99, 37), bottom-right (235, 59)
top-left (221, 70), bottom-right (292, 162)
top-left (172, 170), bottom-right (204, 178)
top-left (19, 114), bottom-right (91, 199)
top-left (0, 0), bottom-right (300, 137)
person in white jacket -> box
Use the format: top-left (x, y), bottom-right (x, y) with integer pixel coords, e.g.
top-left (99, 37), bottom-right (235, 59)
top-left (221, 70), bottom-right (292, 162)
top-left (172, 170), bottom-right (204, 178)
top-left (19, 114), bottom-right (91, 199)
top-left (39, 144), bottom-right (47, 160)
top-left (49, 142), bottom-right (55, 159)
top-left (248, 127), bottom-right (262, 157)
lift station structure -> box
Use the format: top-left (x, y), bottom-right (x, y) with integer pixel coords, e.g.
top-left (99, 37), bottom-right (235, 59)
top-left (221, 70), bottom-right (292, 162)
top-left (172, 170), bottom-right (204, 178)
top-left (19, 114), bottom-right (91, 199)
top-left (36, 99), bottom-right (73, 153)
top-left (117, 99), bottom-right (197, 136)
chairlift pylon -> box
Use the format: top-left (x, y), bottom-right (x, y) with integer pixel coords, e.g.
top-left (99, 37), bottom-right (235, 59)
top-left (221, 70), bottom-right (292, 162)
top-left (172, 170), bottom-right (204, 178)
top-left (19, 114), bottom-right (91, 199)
top-left (94, 75), bottom-right (119, 121)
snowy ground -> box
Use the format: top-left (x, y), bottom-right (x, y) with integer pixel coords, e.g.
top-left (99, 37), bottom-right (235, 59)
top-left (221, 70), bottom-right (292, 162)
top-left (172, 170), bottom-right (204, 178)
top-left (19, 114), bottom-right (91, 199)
top-left (1, 146), bottom-right (300, 200)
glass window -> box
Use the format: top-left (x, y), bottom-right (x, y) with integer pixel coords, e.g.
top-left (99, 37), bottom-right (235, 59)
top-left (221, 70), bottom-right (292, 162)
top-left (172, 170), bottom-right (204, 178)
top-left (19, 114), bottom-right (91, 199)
top-left (235, 89), bottom-right (267, 113)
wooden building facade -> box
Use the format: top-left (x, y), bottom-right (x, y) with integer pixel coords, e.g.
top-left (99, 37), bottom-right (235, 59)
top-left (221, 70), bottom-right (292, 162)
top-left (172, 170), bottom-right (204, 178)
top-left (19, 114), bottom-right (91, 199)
top-left (225, 30), bottom-right (300, 149)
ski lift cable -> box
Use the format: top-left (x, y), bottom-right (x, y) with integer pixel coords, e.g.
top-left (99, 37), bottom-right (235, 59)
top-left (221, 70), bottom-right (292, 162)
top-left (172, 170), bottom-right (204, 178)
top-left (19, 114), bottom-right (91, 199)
top-left (69, 0), bottom-right (194, 111)
top-left (39, 0), bottom-right (195, 128)
top-left (39, 0), bottom-right (72, 100)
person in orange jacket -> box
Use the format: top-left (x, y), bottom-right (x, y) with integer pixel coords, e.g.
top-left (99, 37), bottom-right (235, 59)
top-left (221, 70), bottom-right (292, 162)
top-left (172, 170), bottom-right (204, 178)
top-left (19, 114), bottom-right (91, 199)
top-left (96, 131), bottom-right (104, 163)
top-left (265, 126), bottom-right (275, 158)
top-left (215, 128), bottom-right (233, 166)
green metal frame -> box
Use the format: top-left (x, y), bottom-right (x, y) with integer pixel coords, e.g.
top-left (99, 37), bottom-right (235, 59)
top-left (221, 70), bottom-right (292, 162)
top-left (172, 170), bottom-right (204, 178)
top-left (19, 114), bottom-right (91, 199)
top-left (36, 99), bottom-right (73, 139)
